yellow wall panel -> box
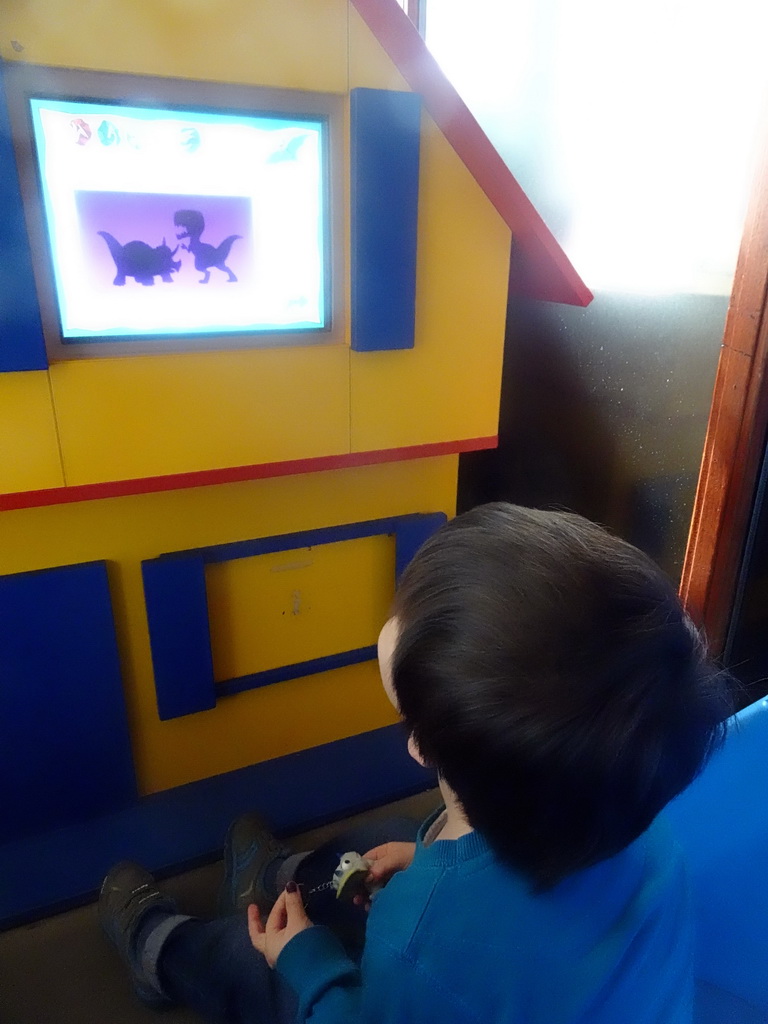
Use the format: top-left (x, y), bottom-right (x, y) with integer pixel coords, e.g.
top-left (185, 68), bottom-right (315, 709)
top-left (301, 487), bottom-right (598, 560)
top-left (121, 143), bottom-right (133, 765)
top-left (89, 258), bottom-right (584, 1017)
top-left (348, 6), bottom-right (409, 92)
top-left (49, 346), bottom-right (351, 483)
top-left (207, 534), bottom-right (394, 680)
top-left (0, 0), bottom-right (348, 93)
top-left (146, 658), bottom-right (400, 797)
top-left (350, 115), bottom-right (511, 450)
top-left (0, 456), bottom-right (457, 793)
top-left (0, 370), bottom-right (64, 493)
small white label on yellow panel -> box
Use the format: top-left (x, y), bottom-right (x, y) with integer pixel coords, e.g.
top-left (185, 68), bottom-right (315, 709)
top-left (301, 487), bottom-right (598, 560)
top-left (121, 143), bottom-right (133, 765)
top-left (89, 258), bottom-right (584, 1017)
top-left (205, 533), bottom-right (395, 682)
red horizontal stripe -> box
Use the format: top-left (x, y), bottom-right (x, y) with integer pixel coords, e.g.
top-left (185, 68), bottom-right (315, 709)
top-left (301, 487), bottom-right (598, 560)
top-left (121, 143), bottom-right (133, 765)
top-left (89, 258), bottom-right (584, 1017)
top-left (0, 436), bottom-right (497, 511)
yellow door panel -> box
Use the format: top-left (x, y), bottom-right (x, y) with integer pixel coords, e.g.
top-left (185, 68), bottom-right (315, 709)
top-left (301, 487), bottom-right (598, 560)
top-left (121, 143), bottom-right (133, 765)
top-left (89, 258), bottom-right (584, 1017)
top-left (49, 345), bottom-right (351, 484)
top-left (141, 659), bottom-right (400, 795)
top-left (207, 534), bottom-right (394, 681)
top-left (0, 371), bottom-right (64, 493)
top-left (0, 0), bottom-right (349, 93)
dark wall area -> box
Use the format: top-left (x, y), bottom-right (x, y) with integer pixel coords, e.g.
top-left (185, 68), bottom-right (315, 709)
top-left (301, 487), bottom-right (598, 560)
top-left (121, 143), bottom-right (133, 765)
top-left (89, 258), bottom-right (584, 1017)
top-left (459, 290), bottom-right (728, 580)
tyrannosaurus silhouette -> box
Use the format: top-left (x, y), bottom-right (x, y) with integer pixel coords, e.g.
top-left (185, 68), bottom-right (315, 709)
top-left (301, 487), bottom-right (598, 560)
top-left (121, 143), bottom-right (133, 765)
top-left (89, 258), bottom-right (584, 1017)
top-left (173, 210), bottom-right (241, 284)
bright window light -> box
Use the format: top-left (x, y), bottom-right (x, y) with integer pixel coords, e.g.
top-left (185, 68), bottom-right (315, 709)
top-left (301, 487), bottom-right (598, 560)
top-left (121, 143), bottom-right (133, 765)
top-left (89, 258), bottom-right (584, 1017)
top-left (427, 0), bottom-right (768, 295)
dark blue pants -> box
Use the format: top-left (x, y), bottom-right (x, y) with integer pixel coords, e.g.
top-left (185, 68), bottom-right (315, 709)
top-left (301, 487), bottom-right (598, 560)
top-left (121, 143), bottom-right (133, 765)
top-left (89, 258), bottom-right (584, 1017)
top-left (158, 818), bottom-right (420, 1024)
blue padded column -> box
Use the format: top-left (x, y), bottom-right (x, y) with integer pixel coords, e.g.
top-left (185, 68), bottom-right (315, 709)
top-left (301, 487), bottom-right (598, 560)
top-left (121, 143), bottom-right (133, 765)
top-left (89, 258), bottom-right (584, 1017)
top-left (0, 561), bottom-right (136, 843)
top-left (0, 63), bottom-right (48, 371)
top-left (350, 88), bottom-right (421, 352)
top-left (142, 556), bottom-right (217, 720)
top-left (395, 511), bottom-right (446, 580)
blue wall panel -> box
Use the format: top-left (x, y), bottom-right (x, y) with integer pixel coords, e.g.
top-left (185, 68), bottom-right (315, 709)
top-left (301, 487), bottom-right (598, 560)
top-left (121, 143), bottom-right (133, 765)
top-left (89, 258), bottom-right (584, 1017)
top-left (395, 512), bottom-right (444, 580)
top-left (0, 561), bottom-right (136, 844)
top-left (350, 88), bottom-right (421, 352)
top-left (0, 62), bottom-right (48, 371)
top-left (0, 723), bottom-right (436, 926)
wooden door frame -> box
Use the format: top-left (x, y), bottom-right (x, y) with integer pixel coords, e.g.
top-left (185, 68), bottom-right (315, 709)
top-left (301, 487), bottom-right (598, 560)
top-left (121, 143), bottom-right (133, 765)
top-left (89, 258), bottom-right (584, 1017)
top-left (680, 129), bottom-right (768, 653)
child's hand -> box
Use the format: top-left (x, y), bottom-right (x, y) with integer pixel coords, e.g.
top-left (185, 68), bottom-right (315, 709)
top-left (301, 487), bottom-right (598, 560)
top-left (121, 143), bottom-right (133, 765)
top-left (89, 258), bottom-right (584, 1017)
top-left (353, 842), bottom-right (416, 909)
top-left (248, 882), bottom-right (313, 968)
top-left (365, 841), bottom-right (416, 883)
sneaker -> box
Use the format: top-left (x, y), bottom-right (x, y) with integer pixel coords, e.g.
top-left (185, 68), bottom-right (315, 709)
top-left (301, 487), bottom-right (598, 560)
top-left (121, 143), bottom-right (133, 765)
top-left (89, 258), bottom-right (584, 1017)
top-left (220, 812), bottom-right (290, 916)
top-left (98, 861), bottom-right (177, 1009)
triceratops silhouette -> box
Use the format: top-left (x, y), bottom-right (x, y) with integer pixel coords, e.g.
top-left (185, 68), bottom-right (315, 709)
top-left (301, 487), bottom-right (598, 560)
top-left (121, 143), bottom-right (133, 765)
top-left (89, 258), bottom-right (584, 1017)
top-left (97, 231), bottom-right (181, 286)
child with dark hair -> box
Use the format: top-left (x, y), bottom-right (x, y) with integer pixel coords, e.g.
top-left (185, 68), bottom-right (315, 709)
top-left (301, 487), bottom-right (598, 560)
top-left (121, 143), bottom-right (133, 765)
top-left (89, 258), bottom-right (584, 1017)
top-left (101, 502), bottom-right (732, 1023)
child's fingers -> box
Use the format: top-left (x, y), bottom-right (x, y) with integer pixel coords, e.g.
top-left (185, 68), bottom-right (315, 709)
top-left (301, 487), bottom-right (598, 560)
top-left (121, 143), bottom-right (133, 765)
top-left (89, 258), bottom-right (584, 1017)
top-left (365, 850), bottom-right (394, 879)
top-left (363, 844), bottom-right (388, 861)
top-left (266, 891), bottom-right (288, 933)
top-left (364, 841), bottom-right (415, 883)
top-left (367, 859), bottom-right (396, 882)
top-left (247, 904), bottom-right (266, 953)
top-left (284, 882), bottom-right (311, 928)
top-left (363, 844), bottom-right (397, 864)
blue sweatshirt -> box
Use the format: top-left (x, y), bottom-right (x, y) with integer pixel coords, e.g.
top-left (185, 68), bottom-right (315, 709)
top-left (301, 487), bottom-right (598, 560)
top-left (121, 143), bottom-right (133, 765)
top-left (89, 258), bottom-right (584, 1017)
top-left (277, 809), bottom-right (693, 1023)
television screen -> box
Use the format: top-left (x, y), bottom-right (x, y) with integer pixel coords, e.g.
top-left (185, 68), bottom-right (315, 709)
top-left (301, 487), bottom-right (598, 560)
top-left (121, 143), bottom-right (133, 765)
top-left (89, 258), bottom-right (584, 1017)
top-left (28, 97), bottom-right (329, 343)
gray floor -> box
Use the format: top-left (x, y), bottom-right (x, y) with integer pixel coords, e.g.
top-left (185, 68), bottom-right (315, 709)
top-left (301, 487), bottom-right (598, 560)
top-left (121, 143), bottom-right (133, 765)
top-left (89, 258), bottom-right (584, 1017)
top-left (0, 790), bottom-right (440, 1024)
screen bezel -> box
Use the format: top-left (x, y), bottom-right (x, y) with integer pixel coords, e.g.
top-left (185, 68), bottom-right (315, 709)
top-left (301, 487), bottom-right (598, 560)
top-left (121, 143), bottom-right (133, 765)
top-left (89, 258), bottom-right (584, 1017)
top-left (4, 63), bottom-right (346, 360)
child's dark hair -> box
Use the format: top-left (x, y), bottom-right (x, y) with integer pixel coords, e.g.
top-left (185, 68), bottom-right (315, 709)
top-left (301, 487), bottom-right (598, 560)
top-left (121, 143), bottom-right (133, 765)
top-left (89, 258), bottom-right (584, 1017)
top-left (391, 503), bottom-right (733, 890)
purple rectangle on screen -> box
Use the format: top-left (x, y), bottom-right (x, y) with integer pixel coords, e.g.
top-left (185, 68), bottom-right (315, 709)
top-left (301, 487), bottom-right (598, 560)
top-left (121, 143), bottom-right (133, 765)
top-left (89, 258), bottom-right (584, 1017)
top-left (76, 191), bottom-right (254, 290)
